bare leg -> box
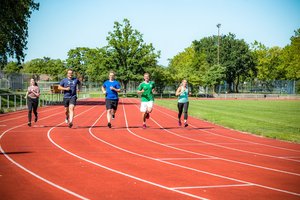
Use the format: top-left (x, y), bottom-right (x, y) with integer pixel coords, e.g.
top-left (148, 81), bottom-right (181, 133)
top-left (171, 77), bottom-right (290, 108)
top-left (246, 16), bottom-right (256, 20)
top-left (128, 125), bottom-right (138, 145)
top-left (65, 107), bottom-right (69, 122)
top-left (69, 105), bottom-right (75, 123)
top-left (107, 109), bottom-right (112, 123)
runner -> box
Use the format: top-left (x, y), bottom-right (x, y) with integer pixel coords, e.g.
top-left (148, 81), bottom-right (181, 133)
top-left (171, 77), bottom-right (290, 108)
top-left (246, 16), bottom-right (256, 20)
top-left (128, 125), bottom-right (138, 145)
top-left (137, 73), bottom-right (155, 129)
top-left (58, 69), bottom-right (80, 128)
top-left (102, 71), bottom-right (121, 128)
top-left (175, 79), bottom-right (189, 127)
top-left (25, 78), bottom-right (40, 127)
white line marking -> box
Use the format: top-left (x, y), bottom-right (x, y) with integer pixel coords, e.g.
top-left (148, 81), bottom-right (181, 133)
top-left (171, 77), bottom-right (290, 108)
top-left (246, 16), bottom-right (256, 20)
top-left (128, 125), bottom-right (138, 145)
top-left (158, 158), bottom-right (218, 161)
top-left (152, 100), bottom-right (300, 153)
top-left (48, 109), bottom-right (209, 200)
top-left (0, 106), bottom-right (62, 123)
top-left (0, 146), bottom-right (89, 200)
top-left (127, 98), bottom-right (300, 176)
top-left (0, 106), bottom-right (93, 200)
top-left (172, 183), bottom-right (254, 190)
top-left (117, 99), bottom-right (300, 196)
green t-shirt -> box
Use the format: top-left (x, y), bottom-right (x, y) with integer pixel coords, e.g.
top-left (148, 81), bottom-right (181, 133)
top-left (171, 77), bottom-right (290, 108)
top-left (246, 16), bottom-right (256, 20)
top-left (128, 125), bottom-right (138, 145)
top-left (138, 81), bottom-right (155, 102)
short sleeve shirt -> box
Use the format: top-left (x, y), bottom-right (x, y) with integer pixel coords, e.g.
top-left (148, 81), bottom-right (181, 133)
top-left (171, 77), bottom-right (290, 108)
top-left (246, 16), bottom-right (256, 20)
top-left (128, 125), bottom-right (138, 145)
top-left (103, 80), bottom-right (121, 100)
top-left (59, 78), bottom-right (80, 98)
top-left (27, 86), bottom-right (40, 99)
top-left (137, 81), bottom-right (155, 102)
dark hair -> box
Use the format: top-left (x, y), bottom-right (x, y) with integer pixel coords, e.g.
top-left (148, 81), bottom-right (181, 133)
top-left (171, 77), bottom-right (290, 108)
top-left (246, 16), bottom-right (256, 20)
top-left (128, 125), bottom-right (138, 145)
top-left (31, 78), bottom-right (38, 86)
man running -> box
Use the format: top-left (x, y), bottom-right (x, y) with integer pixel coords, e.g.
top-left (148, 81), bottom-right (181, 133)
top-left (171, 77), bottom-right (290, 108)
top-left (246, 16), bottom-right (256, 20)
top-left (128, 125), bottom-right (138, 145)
top-left (58, 69), bottom-right (80, 128)
top-left (102, 71), bottom-right (121, 128)
top-left (137, 73), bottom-right (155, 129)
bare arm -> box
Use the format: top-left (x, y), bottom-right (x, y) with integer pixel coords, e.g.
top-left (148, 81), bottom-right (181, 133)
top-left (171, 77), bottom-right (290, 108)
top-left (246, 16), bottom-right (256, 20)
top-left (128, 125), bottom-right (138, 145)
top-left (137, 89), bottom-right (144, 94)
top-left (175, 87), bottom-right (182, 96)
top-left (32, 88), bottom-right (40, 97)
top-left (58, 85), bottom-right (70, 91)
top-left (101, 86), bottom-right (106, 94)
top-left (111, 87), bottom-right (121, 92)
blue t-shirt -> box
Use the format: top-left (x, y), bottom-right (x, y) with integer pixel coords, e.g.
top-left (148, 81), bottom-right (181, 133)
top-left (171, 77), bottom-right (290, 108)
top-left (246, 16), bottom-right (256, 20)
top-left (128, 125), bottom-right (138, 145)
top-left (59, 78), bottom-right (80, 98)
top-left (103, 80), bottom-right (121, 100)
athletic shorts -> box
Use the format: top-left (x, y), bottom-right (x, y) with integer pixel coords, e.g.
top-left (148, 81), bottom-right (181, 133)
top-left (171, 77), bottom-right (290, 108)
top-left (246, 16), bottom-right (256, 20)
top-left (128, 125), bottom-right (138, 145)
top-left (63, 96), bottom-right (77, 107)
top-left (140, 101), bottom-right (154, 112)
top-left (105, 99), bottom-right (119, 110)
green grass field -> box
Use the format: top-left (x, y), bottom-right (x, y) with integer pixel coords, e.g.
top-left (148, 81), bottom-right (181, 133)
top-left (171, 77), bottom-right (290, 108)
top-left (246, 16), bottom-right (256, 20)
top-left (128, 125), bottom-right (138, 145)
top-left (155, 99), bottom-right (300, 143)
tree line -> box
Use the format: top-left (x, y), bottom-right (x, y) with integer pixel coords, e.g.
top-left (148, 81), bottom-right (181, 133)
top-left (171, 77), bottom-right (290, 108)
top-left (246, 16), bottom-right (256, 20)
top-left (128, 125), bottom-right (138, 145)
top-left (1, 0), bottom-right (299, 94)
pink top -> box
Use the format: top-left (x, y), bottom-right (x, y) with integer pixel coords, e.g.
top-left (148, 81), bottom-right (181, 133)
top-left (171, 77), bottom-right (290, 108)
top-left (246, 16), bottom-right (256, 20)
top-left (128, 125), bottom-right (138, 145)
top-left (27, 86), bottom-right (40, 99)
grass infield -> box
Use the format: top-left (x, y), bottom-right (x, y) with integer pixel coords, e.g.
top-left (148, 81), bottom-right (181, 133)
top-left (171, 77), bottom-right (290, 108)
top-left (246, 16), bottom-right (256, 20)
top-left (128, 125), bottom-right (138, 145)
top-left (155, 99), bottom-right (300, 143)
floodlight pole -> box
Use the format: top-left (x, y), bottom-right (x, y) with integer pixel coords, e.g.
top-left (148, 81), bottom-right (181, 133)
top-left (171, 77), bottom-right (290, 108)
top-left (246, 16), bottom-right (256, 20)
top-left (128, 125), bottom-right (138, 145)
top-left (217, 23), bottom-right (221, 65)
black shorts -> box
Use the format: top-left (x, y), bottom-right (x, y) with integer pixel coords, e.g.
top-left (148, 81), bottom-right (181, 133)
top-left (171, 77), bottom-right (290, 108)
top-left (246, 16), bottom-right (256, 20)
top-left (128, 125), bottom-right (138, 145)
top-left (105, 99), bottom-right (119, 110)
top-left (63, 96), bottom-right (77, 107)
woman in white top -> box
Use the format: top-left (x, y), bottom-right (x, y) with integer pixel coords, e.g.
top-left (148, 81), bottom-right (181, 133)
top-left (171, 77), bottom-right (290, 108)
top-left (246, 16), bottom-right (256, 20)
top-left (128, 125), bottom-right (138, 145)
top-left (25, 78), bottom-right (40, 127)
top-left (175, 79), bottom-right (189, 127)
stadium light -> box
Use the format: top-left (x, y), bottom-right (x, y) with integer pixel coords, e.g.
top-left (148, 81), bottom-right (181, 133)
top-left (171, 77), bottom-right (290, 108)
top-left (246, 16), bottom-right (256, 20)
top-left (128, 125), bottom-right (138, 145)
top-left (216, 23), bottom-right (221, 65)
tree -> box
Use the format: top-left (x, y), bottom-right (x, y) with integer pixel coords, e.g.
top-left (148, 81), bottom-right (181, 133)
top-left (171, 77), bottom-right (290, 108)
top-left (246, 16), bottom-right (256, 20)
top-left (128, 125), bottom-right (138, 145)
top-left (66, 47), bottom-right (90, 81)
top-left (280, 28), bottom-right (300, 80)
top-left (85, 48), bottom-right (108, 83)
top-left (22, 57), bottom-right (65, 80)
top-left (105, 18), bottom-right (160, 92)
top-left (0, 0), bottom-right (39, 68)
top-left (3, 61), bottom-right (22, 74)
top-left (193, 33), bottom-right (255, 93)
top-left (252, 43), bottom-right (283, 81)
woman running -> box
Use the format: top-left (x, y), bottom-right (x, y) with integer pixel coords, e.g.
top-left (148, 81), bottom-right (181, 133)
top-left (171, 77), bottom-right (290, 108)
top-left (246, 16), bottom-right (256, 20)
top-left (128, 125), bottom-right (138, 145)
top-left (25, 78), bottom-right (40, 127)
top-left (175, 79), bottom-right (189, 127)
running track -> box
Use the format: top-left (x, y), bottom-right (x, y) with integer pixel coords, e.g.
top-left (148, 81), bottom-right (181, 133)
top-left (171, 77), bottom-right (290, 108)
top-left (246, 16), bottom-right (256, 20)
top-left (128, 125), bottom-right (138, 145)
top-left (0, 98), bottom-right (299, 200)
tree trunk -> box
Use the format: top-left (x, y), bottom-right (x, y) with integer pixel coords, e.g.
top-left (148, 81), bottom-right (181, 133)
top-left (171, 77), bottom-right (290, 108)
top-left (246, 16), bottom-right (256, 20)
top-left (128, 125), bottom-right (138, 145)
top-left (235, 76), bottom-right (240, 93)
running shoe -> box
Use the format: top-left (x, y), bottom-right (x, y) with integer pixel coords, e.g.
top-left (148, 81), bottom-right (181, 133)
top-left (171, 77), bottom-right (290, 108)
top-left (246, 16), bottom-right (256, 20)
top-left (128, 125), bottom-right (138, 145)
top-left (34, 115), bottom-right (38, 123)
top-left (184, 122), bottom-right (188, 127)
top-left (142, 124), bottom-right (146, 129)
top-left (178, 121), bottom-right (182, 126)
top-left (112, 114), bottom-right (115, 120)
top-left (28, 122), bottom-right (31, 127)
top-left (68, 122), bottom-right (73, 128)
top-left (108, 122), bottom-right (112, 128)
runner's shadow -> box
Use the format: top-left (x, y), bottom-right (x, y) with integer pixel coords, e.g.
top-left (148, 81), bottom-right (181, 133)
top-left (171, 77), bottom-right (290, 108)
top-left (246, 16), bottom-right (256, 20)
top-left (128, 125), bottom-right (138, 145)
top-left (76, 125), bottom-right (106, 129)
top-left (0, 151), bottom-right (33, 155)
top-left (77, 101), bottom-right (105, 106)
top-left (113, 126), bottom-right (141, 129)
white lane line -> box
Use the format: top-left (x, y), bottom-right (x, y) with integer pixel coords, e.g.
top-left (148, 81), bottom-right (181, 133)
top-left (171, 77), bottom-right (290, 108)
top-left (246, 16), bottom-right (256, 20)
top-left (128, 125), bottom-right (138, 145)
top-left (49, 108), bottom-right (209, 200)
top-left (152, 100), bottom-right (300, 153)
top-left (0, 145), bottom-right (88, 200)
top-left (0, 106), bottom-right (62, 123)
top-left (157, 158), bottom-right (218, 161)
top-left (126, 99), bottom-right (300, 175)
top-left (0, 106), bottom-right (94, 200)
top-left (119, 99), bottom-right (300, 196)
top-left (172, 183), bottom-right (254, 190)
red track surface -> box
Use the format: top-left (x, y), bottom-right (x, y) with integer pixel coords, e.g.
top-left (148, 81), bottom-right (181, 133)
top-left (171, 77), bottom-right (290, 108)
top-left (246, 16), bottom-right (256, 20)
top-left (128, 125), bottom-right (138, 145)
top-left (0, 98), bottom-right (299, 200)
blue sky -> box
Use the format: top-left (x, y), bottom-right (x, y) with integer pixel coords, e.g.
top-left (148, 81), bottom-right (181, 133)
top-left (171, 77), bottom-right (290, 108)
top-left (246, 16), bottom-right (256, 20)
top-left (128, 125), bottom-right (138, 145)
top-left (25, 0), bottom-right (300, 66)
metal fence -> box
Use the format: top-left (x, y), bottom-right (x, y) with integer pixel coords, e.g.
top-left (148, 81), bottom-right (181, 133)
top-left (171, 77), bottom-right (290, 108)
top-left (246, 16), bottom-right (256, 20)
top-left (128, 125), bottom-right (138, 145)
top-left (0, 93), bottom-right (90, 113)
top-left (0, 71), bottom-right (299, 95)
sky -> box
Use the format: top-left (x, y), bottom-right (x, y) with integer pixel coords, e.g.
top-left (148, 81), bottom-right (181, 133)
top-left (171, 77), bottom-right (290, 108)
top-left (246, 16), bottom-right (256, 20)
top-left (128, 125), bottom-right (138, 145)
top-left (25, 0), bottom-right (300, 66)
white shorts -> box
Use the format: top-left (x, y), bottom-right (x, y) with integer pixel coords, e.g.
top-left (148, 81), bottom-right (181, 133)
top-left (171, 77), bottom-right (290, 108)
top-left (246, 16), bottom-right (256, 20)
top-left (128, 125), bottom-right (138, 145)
top-left (140, 101), bottom-right (154, 112)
